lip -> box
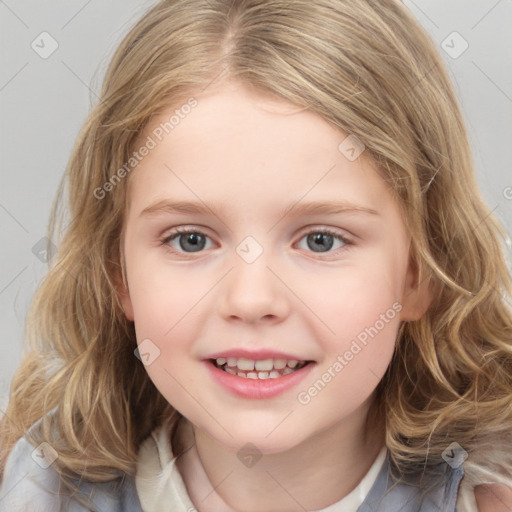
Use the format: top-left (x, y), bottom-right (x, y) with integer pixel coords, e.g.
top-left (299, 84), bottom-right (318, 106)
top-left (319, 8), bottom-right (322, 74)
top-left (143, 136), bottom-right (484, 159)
top-left (204, 359), bottom-right (315, 399)
top-left (205, 348), bottom-right (310, 361)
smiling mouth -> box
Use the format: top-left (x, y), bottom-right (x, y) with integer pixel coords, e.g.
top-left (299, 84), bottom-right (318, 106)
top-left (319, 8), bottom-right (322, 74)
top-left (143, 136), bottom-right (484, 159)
top-left (210, 357), bottom-right (312, 380)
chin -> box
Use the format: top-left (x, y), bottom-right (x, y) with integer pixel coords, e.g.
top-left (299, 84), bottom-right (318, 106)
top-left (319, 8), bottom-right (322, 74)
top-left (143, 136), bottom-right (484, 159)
top-left (206, 424), bottom-right (308, 455)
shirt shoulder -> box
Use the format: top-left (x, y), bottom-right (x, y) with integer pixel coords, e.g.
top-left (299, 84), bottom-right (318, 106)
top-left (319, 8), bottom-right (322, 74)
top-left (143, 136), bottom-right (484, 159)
top-left (0, 432), bottom-right (142, 512)
top-left (0, 434), bottom-right (67, 512)
top-left (359, 453), bottom-right (465, 512)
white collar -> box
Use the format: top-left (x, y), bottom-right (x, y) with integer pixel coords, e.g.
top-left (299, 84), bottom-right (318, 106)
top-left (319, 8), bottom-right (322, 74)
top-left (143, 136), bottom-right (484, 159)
top-left (135, 418), bottom-right (388, 512)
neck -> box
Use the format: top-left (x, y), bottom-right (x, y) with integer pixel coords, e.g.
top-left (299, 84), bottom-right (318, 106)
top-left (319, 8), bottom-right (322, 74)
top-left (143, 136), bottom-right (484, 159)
top-left (176, 399), bottom-right (385, 512)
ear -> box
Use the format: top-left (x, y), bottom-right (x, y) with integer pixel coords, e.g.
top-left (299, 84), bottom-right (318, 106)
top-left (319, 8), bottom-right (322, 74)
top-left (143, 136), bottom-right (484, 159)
top-left (113, 267), bottom-right (134, 322)
top-left (399, 252), bottom-right (434, 322)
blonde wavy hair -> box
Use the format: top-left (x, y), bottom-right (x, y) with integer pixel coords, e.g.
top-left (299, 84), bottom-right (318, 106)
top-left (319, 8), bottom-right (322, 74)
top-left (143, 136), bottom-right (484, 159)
top-left (1, 0), bottom-right (512, 502)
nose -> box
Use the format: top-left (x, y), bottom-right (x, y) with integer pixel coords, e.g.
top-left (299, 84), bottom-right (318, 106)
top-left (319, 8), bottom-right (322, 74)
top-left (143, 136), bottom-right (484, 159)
top-left (217, 254), bottom-right (291, 325)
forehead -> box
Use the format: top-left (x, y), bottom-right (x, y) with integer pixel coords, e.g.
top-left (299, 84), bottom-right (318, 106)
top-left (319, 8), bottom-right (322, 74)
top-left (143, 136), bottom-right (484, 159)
top-left (126, 82), bottom-right (393, 218)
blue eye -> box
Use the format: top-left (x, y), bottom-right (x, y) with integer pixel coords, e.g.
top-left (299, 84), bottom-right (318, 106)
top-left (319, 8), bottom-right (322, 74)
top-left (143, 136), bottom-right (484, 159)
top-left (161, 228), bottom-right (213, 253)
top-left (296, 230), bottom-right (350, 253)
top-left (160, 227), bottom-right (353, 256)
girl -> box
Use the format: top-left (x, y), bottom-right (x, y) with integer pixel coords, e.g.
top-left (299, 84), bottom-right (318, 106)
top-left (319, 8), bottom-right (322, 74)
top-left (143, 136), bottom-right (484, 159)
top-left (1, 0), bottom-right (512, 510)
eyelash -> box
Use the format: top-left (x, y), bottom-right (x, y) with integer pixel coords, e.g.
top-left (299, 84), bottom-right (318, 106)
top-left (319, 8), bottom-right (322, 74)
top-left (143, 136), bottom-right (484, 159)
top-left (159, 227), bottom-right (355, 259)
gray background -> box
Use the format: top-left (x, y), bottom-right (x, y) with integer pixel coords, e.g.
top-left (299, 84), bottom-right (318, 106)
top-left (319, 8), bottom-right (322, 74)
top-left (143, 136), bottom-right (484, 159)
top-left (1, 0), bottom-right (511, 409)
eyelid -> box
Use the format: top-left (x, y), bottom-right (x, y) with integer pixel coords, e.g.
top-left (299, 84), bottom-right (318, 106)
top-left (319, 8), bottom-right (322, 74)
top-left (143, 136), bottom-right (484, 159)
top-left (160, 226), bottom-right (217, 254)
top-left (295, 225), bottom-right (354, 243)
top-left (160, 225), bottom-right (355, 257)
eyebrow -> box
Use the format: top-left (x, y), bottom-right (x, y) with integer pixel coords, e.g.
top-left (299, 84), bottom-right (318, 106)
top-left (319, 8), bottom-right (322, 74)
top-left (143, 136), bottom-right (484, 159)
top-left (139, 199), bottom-right (379, 219)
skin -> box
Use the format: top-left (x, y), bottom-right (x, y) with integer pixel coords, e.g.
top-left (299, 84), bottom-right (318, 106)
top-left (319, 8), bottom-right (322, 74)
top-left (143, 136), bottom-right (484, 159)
top-left (117, 80), bottom-right (432, 511)
top-left (475, 484), bottom-right (512, 512)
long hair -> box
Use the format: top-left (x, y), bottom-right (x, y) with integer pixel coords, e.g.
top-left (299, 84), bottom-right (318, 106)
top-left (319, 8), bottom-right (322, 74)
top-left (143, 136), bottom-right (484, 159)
top-left (1, 0), bottom-right (511, 497)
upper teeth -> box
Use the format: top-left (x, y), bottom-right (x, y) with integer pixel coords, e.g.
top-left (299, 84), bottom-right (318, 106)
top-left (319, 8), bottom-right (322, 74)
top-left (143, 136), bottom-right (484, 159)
top-left (216, 357), bottom-right (303, 371)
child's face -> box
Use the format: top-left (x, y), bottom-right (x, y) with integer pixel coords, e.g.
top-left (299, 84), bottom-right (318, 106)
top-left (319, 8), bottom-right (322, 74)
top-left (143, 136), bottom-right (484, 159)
top-left (119, 81), bottom-right (428, 453)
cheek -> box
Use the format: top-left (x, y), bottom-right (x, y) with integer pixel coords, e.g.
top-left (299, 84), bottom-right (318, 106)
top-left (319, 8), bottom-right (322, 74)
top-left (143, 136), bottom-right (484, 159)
top-left (291, 253), bottom-right (402, 408)
top-left (297, 301), bottom-right (399, 418)
top-left (125, 253), bottom-right (206, 384)
top-left (295, 254), bottom-right (404, 343)
top-left (127, 256), bottom-right (203, 333)
top-left (142, 355), bottom-right (199, 417)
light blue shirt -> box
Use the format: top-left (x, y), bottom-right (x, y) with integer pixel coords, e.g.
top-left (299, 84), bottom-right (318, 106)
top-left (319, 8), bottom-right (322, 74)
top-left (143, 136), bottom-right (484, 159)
top-left (0, 414), bottom-right (464, 511)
